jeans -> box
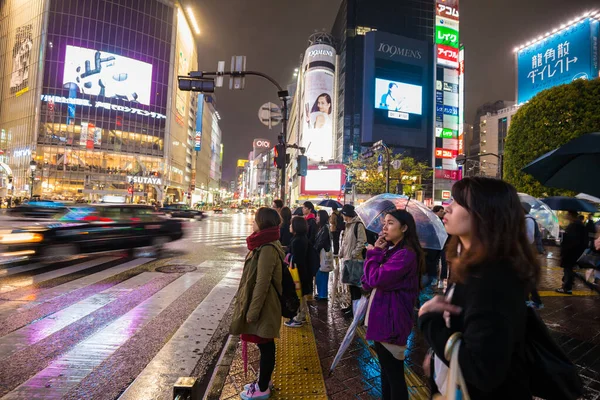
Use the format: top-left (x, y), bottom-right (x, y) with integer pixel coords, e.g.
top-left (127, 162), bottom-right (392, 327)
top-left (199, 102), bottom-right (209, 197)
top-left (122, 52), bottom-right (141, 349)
top-left (375, 342), bottom-right (408, 400)
top-left (315, 270), bottom-right (329, 299)
top-left (257, 341), bottom-right (275, 392)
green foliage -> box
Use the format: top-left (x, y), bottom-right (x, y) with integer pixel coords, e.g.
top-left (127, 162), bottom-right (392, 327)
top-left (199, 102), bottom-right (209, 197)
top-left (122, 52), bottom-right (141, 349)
top-left (504, 79), bottom-right (600, 197)
top-left (347, 153), bottom-right (432, 196)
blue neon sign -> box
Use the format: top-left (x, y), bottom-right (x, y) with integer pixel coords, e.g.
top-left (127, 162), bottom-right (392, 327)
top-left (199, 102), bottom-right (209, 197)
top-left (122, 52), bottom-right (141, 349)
top-left (517, 18), bottom-right (599, 104)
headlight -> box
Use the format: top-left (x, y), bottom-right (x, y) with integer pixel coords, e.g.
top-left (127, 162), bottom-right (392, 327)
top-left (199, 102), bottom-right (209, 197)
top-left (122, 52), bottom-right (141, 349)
top-left (0, 232), bottom-right (44, 244)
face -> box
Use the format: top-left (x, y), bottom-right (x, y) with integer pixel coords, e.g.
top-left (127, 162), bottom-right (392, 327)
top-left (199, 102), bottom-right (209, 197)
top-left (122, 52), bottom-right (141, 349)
top-left (302, 206), bottom-right (310, 215)
top-left (272, 203), bottom-right (279, 209)
top-left (252, 219), bottom-right (259, 233)
top-left (317, 96), bottom-right (330, 113)
top-left (435, 209), bottom-right (445, 218)
top-left (316, 214), bottom-right (320, 224)
top-left (382, 214), bottom-right (407, 243)
top-left (443, 200), bottom-right (472, 237)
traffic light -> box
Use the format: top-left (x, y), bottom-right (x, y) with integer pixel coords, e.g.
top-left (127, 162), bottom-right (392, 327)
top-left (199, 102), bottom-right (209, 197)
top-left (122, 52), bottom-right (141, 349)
top-left (178, 78), bottom-right (215, 93)
top-left (274, 144), bottom-right (286, 169)
top-left (297, 155), bottom-right (307, 176)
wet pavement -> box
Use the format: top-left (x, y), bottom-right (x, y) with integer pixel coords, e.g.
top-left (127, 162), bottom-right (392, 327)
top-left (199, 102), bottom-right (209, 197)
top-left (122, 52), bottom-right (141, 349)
top-left (0, 211), bottom-right (254, 400)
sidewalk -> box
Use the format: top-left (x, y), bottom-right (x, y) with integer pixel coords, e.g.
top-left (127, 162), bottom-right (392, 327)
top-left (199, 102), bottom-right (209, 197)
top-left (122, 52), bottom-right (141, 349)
top-left (207, 250), bottom-right (600, 399)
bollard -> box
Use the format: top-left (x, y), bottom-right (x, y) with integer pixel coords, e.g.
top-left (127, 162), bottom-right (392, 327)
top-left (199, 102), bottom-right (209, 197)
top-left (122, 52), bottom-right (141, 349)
top-left (173, 377), bottom-right (199, 400)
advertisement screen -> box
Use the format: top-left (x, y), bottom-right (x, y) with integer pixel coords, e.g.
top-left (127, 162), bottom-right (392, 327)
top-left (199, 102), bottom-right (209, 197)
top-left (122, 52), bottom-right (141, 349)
top-left (374, 78), bottom-right (422, 117)
top-left (63, 45), bottom-right (153, 106)
top-left (304, 169), bottom-right (343, 193)
top-left (517, 18), bottom-right (599, 104)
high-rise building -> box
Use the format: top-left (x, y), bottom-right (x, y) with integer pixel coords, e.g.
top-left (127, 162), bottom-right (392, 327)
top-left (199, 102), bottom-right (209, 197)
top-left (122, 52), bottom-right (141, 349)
top-left (476, 104), bottom-right (520, 177)
top-left (0, 0), bottom-right (214, 204)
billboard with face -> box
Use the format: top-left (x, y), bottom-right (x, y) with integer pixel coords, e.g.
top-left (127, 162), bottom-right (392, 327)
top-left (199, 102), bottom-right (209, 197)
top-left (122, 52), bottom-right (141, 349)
top-left (517, 18), bottom-right (599, 104)
top-left (300, 44), bottom-right (336, 162)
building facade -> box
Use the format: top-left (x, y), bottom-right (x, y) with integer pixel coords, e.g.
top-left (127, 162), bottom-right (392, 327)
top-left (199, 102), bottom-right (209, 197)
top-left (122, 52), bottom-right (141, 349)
top-left (476, 104), bottom-right (520, 177)
top-left (0, 0), bottom-right (216, 203)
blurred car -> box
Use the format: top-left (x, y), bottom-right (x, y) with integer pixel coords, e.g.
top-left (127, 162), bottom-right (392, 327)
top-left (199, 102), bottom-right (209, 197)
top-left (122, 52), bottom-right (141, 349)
top-left (159, 203), bottom-right (205, 220)
top-left (7, 200), bottom-right (69, 219)
top-left (213, 206), bottom-right (223, 214)
top-left (0, 204), bottom-right (184, 259)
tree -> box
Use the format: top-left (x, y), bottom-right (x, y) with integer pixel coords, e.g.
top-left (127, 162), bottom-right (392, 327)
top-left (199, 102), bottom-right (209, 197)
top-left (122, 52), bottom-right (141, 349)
top-left (504, 79), bottom-right (600, 197)
top-left (347, 153), bottom-right (432, 196)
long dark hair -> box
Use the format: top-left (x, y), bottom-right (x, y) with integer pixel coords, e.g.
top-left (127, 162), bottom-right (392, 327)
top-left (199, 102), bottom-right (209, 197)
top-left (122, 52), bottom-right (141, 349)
top-left (317, 210), bottom-right (329, 229)
top-left (446, 177), bottom-right (540, 290)
top-left (280, 206), bottom-right (292, 226)
top-left (310, 93), bottom-right (332, 114)
top-left (387, 209), bottom-right (425, 287)
top-left (291, 216), bottom-right (307, 235)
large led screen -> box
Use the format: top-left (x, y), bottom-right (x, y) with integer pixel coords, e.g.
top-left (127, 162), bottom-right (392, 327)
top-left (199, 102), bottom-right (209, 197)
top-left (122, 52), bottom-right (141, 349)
top-left (374, 78), bottom-right (422, 118)
top-left (63, 45), bottom-right (153, 106)
top-left (517, 18), bottom-right (599, 104)
top-left (301, 165), bottom-right (346, 196)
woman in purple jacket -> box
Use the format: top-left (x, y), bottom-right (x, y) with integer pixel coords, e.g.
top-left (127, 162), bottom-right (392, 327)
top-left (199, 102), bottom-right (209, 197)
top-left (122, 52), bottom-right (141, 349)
top-left (362, 209), bottom-right (424, 400)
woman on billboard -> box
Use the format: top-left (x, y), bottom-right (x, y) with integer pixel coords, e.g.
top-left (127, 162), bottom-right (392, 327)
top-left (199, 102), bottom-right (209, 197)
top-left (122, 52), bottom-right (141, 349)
top-left (305, 93), bottom-right (332, 130)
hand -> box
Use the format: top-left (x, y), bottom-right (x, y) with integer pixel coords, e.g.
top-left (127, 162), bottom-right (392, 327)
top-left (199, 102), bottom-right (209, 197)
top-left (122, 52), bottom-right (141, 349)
top-left (366, 244), bottom-right (375, 251)
top-left (418, 295), bottom-right (462, 318)
top-left (374, 236), bottom-right (387, 250)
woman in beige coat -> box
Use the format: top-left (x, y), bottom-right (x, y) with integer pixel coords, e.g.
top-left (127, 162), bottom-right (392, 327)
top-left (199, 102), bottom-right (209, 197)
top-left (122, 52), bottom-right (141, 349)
top-left (231, 207), bottom-right (284, 400)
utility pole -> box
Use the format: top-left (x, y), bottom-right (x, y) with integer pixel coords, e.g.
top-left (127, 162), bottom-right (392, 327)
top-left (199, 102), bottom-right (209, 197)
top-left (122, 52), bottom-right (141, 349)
top-left (178, 68), bottom-right (289, 203)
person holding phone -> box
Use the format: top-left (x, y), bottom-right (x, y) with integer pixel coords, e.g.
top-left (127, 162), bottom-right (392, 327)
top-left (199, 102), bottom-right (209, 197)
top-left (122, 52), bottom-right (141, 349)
top-left (362, 210), bottom-right (425, 400)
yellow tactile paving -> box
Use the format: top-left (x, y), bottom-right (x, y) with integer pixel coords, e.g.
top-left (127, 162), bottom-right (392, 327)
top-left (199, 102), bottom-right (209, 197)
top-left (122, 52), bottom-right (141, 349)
top-left (539, 290), bottom-right (598, 297)
top-left (271, 316), bottom-right (328, 400)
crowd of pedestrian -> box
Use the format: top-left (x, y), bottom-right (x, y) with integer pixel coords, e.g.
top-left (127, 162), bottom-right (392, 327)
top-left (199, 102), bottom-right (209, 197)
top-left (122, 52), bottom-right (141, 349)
top-left (231, 176), bottom-right (594, 400)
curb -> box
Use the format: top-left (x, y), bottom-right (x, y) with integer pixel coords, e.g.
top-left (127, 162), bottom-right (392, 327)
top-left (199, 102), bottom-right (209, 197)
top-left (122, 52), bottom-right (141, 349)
top-left (203, 335), bottom-right (239, 400)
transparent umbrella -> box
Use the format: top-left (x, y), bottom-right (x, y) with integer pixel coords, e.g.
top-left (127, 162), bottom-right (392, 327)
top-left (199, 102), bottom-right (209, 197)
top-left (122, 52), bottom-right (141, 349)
top-left (329, 296), bottom-right (369, 375)
top-left (355, 194), bottom-right (448, 250)
top-left (518, 193), bottom-right (560, 239)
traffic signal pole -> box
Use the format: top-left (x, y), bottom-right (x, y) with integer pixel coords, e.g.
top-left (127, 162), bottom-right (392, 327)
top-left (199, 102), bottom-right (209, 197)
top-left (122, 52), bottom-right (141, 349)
top-left (178, 70), bottom-right (289, 204)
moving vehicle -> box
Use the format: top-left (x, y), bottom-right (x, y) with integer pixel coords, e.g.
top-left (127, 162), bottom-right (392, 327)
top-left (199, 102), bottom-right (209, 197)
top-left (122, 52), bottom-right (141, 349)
top-left (0, 204), bottom-right (184, 259)
top-left (213, 206), bottom-right (223, 214)
top-left (7, 200), bottom-right (69, 219)
top-left (160, 203), bottom-right (205, 220)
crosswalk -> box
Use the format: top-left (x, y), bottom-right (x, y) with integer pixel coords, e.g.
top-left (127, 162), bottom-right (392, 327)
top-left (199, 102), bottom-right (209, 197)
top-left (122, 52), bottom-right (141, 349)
top-left (0, 252), bottom-right (246, 400)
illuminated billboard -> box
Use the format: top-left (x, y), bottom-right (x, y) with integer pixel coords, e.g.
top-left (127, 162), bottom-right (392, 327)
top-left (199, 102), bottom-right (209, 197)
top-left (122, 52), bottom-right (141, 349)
top-left (63, 45), bottom-right (153, 106)
top-left (300, 164), bottom-right (346, 196)
top-left (300, 44), bottom-right (336, 162)
top-left (516, 18), bottom-right (599, 104)
top-left (374, 78), bottom-right (423, 118)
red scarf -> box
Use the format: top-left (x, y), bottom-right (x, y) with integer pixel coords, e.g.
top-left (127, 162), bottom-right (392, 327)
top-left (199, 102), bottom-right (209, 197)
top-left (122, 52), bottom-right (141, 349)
top-left (246, 226), bottom-right (280, 251)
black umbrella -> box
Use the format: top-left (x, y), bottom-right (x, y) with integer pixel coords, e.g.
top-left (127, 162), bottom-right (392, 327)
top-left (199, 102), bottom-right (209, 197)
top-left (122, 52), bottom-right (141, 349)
top-left (540, 196), bottom-right (598, 213)
top-left (521, 132), bottom-right (600, 197)
top-left (292, 207), bottom-right (303, 216)
top-left (318, 199), bottom-right (343, 208)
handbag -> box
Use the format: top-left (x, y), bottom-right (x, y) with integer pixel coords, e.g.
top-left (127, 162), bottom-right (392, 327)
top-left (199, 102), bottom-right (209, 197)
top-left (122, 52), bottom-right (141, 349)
top-left (525, 307), bottom-right (584, 400)
top-left (576, 248), bottom-right (600, 270)
top-left (287, 261), bottom-right (303, 299)
top-left (432, 333), bottom-right (471, 400)
top-left (319, 248), bottom-right (334, 272)
top-left (341, 259), bottom-right (364, 286)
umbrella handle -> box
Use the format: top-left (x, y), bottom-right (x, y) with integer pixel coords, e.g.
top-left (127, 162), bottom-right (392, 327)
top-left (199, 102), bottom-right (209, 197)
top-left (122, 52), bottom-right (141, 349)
top-left (404, 195), bottom-right (411, 210)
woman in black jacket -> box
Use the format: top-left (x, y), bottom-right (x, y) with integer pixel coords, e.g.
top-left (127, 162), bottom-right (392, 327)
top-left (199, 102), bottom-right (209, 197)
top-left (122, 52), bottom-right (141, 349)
top-left (418, 177), bottom-right (540, 399)
top-left (314, 210), bottom-right (332, 300)
top-left (284, 216), bottom-right (311, 328)
top-left (279, 206), bottom-right (293, 251)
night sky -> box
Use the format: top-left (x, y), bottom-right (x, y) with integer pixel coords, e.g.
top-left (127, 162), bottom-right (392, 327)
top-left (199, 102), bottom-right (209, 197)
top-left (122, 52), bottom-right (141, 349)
top-left (190, 0), bottom-right (598, 182)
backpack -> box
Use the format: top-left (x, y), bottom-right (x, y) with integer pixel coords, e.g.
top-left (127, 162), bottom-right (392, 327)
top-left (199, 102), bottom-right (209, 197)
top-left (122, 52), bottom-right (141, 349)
top-left (526, 216), bottom-right (545, 254)
top-left (261, 244), bottom-right (300, 319)
top-left (335, 211), bottom-right (345, 231)
top-left (353, 222), bottom-right (378, 258)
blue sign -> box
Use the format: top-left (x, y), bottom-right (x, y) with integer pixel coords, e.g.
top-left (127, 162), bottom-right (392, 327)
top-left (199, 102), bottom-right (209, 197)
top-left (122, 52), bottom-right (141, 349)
top-left (436, 90), bottom-right (443, 104)
top-left (195, 94), bottom-right (204, 151)
top-left (517, 18), bottom-right (599, 104)
top-left (377, 154), bottom-right (383, 166)
top-left (443, 105), bottom-right (458, 116)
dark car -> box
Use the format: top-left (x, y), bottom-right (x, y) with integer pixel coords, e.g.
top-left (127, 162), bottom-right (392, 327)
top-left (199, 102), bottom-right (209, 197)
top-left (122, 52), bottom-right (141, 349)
top-left (160, 203), bottom-right (205, 220)
top-left (7, 200), bottom-right (69, 219)
top-left (0, 204), bottom-right (184, 259)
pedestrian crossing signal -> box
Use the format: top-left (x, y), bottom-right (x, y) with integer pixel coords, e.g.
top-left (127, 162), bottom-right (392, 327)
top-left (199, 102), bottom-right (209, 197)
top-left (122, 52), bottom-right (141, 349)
top-left (274, 144), bottom-right (286, 169)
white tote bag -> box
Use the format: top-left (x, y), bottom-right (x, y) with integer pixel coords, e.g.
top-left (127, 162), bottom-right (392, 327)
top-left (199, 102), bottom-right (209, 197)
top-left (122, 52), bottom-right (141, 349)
top-left (433, 332), bottom-right (471, 400)
top-left (319, 248), bottom-right (334, 272)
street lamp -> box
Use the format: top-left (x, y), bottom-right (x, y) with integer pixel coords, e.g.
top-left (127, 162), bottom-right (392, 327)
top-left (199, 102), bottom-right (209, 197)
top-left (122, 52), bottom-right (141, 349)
top-left (29, 160), bottom-right (37, 199)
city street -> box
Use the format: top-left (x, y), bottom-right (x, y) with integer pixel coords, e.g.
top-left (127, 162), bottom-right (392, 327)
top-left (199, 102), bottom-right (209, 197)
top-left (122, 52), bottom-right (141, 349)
top-left (0, 211), bottom-right (253, 400)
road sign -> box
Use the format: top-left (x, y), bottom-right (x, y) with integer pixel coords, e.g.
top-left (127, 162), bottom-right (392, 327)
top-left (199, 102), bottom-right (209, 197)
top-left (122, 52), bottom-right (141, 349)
top-left (216, 61), bottom-right (225, 87)
top-left (392, 160), bottom-right (402, 170)
top-left (377, 166), bottom-right (383, 173)
top-left (258, 102), bottom-right (282, 129)
top-left (377, 154), bottom-right (383, 167)
top-left (230, 55), bottom-right (246, 90)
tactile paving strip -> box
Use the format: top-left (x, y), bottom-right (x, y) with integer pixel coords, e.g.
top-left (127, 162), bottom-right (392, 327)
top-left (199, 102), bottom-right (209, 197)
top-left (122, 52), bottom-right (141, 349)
top-left (271, 315), bottom-right (328, 399)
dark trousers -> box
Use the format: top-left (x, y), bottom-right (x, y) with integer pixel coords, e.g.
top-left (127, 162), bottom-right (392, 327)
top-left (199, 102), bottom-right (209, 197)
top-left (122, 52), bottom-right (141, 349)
top-left (349, 284), bottom-right (362, 301)
top-left (257, 341), bottom-right (276, 392)
top-left (332, 231), bottom-right (341, 255)
top-left (440, 250), bottom-right (448, 280)
top-left (530, 288), bottom-right (542, 305)
top-left (562, 264), bottom-right (575, 291)
top-left (374, 342), bottom-right (408, 400)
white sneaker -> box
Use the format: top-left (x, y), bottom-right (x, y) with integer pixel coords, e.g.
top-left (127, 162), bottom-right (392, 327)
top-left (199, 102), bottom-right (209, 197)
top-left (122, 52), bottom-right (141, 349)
top-left (244, 381), bottom-right (274, 391)
top-left (240, 382), bottom-right (271, 399)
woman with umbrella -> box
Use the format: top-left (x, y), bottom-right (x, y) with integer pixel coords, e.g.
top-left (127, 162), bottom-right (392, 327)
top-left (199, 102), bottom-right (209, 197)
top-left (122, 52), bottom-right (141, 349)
top-left (362, 209), bottom-right (424, 400)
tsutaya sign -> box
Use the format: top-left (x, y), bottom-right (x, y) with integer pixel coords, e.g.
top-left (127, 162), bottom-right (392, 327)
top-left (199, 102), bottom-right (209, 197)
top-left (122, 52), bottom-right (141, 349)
top-left (40, 95), bottom-right (167, 119)
top-left (127, 175), bottom-right (163, 185)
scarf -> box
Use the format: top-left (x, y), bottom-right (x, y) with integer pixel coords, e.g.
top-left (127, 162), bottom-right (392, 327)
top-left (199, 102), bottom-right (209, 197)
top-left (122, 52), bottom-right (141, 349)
top-left (305, 213), bottom-right (316, 221)
top-left (246, 226), bottom-right (280, 251)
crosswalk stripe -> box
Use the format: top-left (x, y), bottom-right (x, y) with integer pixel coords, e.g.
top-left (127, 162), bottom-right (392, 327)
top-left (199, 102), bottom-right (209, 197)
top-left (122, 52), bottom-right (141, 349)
top-left (0, 272), bottom-right (159, 361)
top-left (119, 263), bottom-right (243, 399)
top-left (0, 260), bottom-right (71, 278)
top-left (0, 256), bottom-right (119, 294)
top-left (3, 271), bottom-right (206, 399)
top-left (0, 258), bottom-right (154, 319)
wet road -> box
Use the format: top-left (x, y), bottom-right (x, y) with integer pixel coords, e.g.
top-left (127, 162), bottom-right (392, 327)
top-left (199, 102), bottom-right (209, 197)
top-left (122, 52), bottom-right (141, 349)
top-left (0, 211), bottom-right (253, 400)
